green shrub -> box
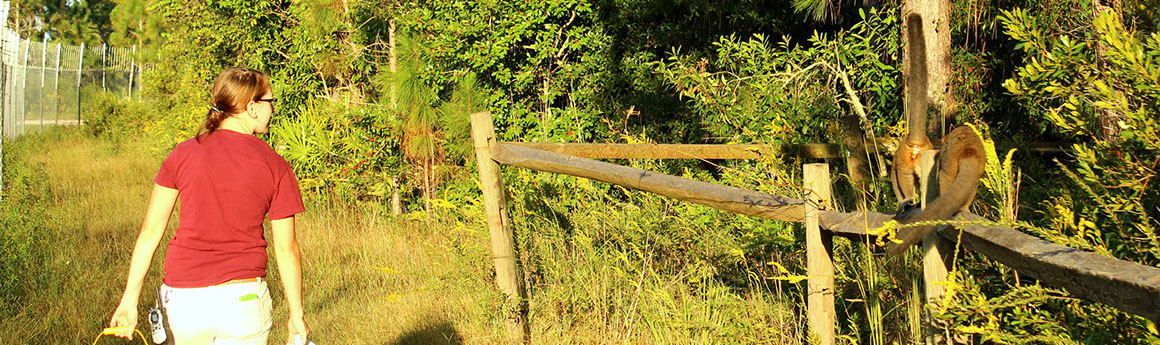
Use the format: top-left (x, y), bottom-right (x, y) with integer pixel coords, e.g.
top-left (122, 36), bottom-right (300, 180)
top-left (0, 135), bottom-right (56, 317)
top-left (83, 87), bottom-right (156, 144)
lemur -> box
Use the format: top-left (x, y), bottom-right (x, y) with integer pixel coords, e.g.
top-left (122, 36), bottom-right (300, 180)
top-left (885, 13), bottom-right (987, 256)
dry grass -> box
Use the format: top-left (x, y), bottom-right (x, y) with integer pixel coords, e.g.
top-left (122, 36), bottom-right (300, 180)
top-left (0, 129), bottom-right (173, 343)
top-left (0, 128), bottom-right (505, 344)
top-left (275, 202), bottom-right (505, 344)
top-left (1, 127), bottom-right (926, 344)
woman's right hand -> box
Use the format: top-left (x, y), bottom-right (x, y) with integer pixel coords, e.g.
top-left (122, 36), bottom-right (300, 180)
top-left (287, 313), bottom-right (310, 345)
top-left (109, 302), bottom-right (138, 340)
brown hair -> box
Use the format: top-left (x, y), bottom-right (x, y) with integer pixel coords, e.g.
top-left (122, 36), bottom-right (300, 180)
top-left (199, 67), bottom-right (271, 140)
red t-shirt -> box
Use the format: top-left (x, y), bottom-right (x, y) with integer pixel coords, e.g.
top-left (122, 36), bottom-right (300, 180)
top-left (154, 129), bottom-right (305, 288)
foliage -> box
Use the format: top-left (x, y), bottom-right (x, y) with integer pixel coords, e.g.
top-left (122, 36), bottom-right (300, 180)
top-left (937, 260), bottom-right (1160, 344)
top-left (394, 0), bottom-right (614, 143)
top-left (8, 0), bottom-right (112, 44)
top-left (82, 85), bottom-right (154, 141)
top-left (142, 0), bottom-right (297, 155)
top-left (654, 8), bottom-right (901, 146)
top-left (0, 134), bottom-right (55, 317)
top-left (6, 0), bottom-right (165, 47)
top-left (270, 99), bottom-right (398, 199)
top-left (1001, 9), bottom-right (1160, 266)
top-left (936, 270), bottom-right (1080, 344)
top-left (108, 0), bottom-right (165, 48)
top-left (975, 123), bottom-right (1021, 221)
top-left (10, 0), bottom-right (1160, 341)
top-left (508, 171), bottom-right (806, 342)
top-left (922, 9), bottom-right (1160, 342)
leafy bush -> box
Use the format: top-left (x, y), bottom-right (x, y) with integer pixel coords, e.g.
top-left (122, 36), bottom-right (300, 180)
top-left (83, 87), bottom-right (155, 142)
top-left (926, 9), bottom-right (1160, 343)
top-left (1002, 9), bottom-right (1160, 266)
top-left (653, 7), bottom-right (901, 146)
top-left (0, 135), bottom-right (56, 317)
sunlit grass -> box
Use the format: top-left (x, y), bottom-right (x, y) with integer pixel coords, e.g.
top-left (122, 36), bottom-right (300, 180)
top-left (0, 127), bottom-right (504, 344)
top-left (1, 126), bottom-right (927, 344)
top-left (0, 127), bottom-right (159, 343)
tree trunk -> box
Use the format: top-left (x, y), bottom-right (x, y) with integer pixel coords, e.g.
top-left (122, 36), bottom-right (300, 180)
top-left (388, 19), bottom-right (397, 109)
top-left (423, 163), bottom-right (432, 214)
top-left (424, 131), bottom-right (434, 217)
top-left (391, 175), bottom-right (402, 215)
top-left (541, 70), bottom-right (551, 141)
top-left (1093, 0), bottom-right (1125, 143)
top-left (388, 19), bottom-right (401, 215)
top-left (904, 0), bottom-right (953, 137)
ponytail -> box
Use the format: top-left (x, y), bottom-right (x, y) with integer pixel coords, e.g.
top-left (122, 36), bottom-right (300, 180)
top-left (197, 67), bottom-right (271, 142)
top-left (198, 106), bottom-right (226, 141)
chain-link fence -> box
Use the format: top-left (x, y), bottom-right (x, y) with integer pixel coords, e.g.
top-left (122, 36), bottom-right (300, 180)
top-left (0, 0), bottom-right (142, 200)
top-left (2, 35), bottom-right (140, 137)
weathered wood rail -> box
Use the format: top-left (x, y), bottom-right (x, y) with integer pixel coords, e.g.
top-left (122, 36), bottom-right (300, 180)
top-left (506, 141), bottom-right (1071, 159)
top-left (469, 112), bottom-right (1159, 343)
top-left (947, 214), bottom-right (1160, 322)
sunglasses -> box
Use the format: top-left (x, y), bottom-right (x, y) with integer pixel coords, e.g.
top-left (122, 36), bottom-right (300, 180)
top-left (255, 98), bottom-right (276, 111)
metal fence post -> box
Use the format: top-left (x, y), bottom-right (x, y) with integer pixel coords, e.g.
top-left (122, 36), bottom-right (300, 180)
top-left (1, 28), bottom-right (8, 140)
top-left (128, 45), bottom-right (136, 99)
top-left (101, 43), bottom-right (106, 92)
top-left (20, 37), bottom-right (28, 136)
top-left (3, 31), bottom-right (11, 139)
top-left (77, 42), bottom-right (83, 123)
top-left (54, 42), bottom-right (60, 125)
top-left (39, 33), bottom-right (45, 130)
top-left (0, 24), bottom-right (5, 202)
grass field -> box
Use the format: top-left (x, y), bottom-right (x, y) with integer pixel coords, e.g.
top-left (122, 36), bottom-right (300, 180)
top-left (1, 126), bottom-right (924, 344)
top-left (0, 127), bottom-right (839, 341)
top-left (0, 128), bottom-right (505, 344)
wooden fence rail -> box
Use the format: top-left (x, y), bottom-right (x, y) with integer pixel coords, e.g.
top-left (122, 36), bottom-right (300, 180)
top-left (469, 112), bottom-right (1160, 343)
top-left (947, 214), bottom-right (1160, 322)
top-left (495, 141), bottom-right (1160, 322)
top-left (492, 143), bottom-right (809, 222)
top-left (505, 141), bottom-right (1071, 160)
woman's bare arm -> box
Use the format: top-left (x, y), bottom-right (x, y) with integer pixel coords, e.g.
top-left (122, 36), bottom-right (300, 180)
top-left (110, 184), bottom-right (178, 338)
top-left (271, 216), bottom-right (309, 342)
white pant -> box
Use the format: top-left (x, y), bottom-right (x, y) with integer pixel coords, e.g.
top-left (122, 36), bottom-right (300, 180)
top-left (160, 279), bottom-right (272, 345)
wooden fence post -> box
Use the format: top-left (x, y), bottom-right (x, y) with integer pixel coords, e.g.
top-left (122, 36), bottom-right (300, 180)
top-left (469, 111), bottom-right (529, 343)
top-left (804, 163), bottom-right (835, 345)
top-left (919, 149), bottom-right (949, 344)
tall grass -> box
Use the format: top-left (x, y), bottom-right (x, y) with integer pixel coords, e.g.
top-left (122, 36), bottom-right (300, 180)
top-left (1, 127), bottom-right (160, 342)
top-left (1, 126), bottom-right (932, 344)
top-left (0, 128), bottom-right (502, 344)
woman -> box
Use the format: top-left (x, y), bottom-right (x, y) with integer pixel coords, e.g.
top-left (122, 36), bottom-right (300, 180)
top-left (110, 67), bottom-right (309, 345)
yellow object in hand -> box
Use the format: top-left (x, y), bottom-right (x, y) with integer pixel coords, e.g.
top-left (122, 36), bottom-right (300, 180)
top-left (100, 326), bottom-right (133, 335)
top-left (92, 327), bottom-right (147, 345)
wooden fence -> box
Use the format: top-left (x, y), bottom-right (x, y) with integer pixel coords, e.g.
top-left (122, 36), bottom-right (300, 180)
top-left (469, 112), bottom-right (1160, 343)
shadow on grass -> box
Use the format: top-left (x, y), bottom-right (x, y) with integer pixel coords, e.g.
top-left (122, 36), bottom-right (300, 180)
top-left (389, 321), bottom-right (463, 345)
